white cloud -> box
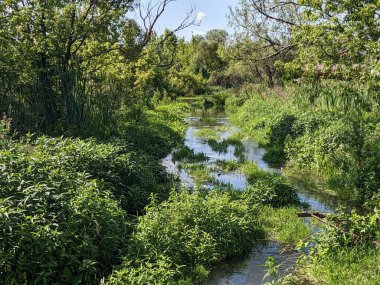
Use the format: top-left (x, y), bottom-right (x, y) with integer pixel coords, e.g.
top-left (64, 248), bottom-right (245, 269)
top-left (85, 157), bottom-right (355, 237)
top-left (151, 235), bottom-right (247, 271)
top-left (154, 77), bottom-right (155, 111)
top-left (195, 11), bottom-right (206, 23)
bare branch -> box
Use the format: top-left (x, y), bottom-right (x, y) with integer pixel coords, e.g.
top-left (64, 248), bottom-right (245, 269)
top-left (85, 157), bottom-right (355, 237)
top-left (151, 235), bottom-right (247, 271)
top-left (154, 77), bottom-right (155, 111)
top-left (253, 44), bottom-right (295, 61)
top-left (137, 0), bottom-right (197, 48)
top-left (250, 0), bottom-right (297, 26)
top-left (269, 1), bottom-right (299, 11)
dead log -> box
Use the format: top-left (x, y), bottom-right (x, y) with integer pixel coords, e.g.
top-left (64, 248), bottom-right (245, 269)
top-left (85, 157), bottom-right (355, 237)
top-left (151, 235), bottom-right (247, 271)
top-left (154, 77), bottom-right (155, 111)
top-left (297, 212), bottom-right (327, 219)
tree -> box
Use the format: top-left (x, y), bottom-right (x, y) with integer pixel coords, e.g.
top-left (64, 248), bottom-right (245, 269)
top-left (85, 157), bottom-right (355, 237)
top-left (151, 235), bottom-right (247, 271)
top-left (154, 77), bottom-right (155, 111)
top-left (289, 0), bottom-right (380, 81)
top-left (206, 29), bottom-right (229, 46)
top-left (228, 0), bottom-right (301, 86)
top-left (0, 0), bottom-right (196, 131)
top-left (192, 39), bottom-right (227, 78)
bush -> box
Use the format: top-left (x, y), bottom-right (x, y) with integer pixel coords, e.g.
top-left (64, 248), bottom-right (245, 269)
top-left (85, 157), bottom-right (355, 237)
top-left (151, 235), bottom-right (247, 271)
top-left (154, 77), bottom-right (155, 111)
top-left (264, 114), bottom-right (298, 164)
top-left (287, 117), bottom-right (380, 203)
top-left (0, 103), bottom-right (188, 284)
top-left (287, 210), bottom-right (380, 285)
top-left (108, 190), bottom-right (265, 283)
top-left (243, 176), bottom-right (301, 208)
top-left (228, 84), bottom-right (380, 204)
top-left (0, 170), bottom-right (128, 284)
top-left (314, 210), bottom-right (380, 253)
top-left (107, 257), bottom-right (191, 285)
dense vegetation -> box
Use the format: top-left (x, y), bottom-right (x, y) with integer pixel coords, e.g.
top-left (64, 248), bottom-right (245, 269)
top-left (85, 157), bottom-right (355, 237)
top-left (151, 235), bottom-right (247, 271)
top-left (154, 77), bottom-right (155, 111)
top-left (223, 0), bottom-right (380, 283)
top-left (0, 103), bottom-right (188, 283)
top-left (227, 83), bottom-right (380, 205)
top-left (0, 0), bottom-right (379, 284)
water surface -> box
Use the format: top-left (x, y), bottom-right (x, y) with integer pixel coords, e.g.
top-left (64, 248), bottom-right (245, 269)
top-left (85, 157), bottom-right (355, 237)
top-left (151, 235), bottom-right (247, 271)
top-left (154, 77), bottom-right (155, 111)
top-left (162, 109), bottom-right (348, 284)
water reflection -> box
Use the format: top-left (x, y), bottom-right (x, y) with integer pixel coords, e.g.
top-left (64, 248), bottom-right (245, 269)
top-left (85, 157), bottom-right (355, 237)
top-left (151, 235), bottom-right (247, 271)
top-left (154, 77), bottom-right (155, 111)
top-left (162, 110), bottom-right (352, 285)
top-left (206, 242), bottom-right (300, 285)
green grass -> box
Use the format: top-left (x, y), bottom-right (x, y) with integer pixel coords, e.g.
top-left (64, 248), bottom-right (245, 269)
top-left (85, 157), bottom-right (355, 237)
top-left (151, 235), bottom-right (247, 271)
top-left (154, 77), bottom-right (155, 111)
top-left (294, 247), bottom-right (380, 285)
top-left (183, 163), bottom-right (215, 185)
top-left (259, 207), bottom-right (310, 243)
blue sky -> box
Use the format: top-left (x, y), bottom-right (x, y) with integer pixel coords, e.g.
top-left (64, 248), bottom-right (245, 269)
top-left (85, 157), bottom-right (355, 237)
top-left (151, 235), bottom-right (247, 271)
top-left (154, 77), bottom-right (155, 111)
top-left (142, 0), bottom-right (240, 40)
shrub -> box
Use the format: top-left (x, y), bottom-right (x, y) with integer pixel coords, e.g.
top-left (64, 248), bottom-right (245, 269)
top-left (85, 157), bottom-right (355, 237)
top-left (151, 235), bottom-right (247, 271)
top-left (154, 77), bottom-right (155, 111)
top-left (0, 172), bottom-right (128, 284)
top-left (0, 107), bottom-right (186, 284)
top-left (314, 210), bottom-right (380, 253)
top-left (108, 190), bottom-right (265, 283)
top-left (107, 257), bottom-right (191, 285)
top-left (243, 177), bottom-right (301, 208)
top-left (264, 114), bottom-right (298, 164)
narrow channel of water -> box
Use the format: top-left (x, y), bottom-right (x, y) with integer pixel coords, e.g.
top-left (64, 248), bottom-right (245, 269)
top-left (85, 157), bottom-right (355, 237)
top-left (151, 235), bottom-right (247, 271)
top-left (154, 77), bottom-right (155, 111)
top-left (162, 109), bottom-right (349, 284)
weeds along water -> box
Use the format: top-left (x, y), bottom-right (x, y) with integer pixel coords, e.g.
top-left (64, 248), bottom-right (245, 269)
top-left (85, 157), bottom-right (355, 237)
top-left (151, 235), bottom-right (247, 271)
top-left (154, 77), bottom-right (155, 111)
top-left (162, 107), bottom-right (354, 284)
top-left (1, 100), bottom-right (374, 284)
top-left (221, 84), bottom-right (380, 285)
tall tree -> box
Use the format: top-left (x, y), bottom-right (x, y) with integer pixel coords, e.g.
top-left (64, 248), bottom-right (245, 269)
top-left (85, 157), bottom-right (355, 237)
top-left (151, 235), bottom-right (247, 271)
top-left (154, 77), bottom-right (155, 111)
top-left (228, 0), bottom-right (301, 85)
top-left (291, 0), bottom-right (380, 80)
top-left (0, 0), bottom-right (196, 130)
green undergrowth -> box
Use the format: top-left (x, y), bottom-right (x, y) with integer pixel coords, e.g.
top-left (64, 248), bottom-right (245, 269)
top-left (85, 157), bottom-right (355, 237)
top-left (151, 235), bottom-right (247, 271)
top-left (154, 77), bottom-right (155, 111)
top-left (119, 103), bottom-right (190, 158)
top-left (108, 183), bottom-right (307, 285)
top-left (179, 163), bottom-right (216, 186)
top-left (275, 210), bottom-right (380, 285)
top-left (172, 145), bottom-right (208, 163)
top-left (0, 103), bottom-right (189, 284)
top-left (0, 101), bottom-right (312, 284)
top-left (108, 190), bottom-right (266, 284)
top-left (214, 159), bottom-right (241, 172)
top-left (207, 137), bottom-right (245, 160)
top-left (227, 83), bottom-right (380, 205)
top-left (241, 162), bottom-right (302, 208)
top-left (259, 207), bottom-right (310, 243)
top-left (297, 247), bottom-right (380, 285)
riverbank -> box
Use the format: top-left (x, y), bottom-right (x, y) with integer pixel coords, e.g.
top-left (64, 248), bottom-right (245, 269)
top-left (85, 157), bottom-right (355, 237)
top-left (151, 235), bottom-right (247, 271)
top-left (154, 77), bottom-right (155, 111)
top-left (1, 97), bottom-right (379, 285)
top-left (0, 103), bottom-right (192, 284)
top-left (225, 84), bottom-right (380, 207)
top-left (223, 86), bottom-right (380, 285)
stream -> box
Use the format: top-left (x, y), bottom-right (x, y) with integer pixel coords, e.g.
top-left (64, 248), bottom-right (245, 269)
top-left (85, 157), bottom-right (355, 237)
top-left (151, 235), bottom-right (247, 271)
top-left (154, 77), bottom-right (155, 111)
top-left (162, 109), bottom-right (348, 284)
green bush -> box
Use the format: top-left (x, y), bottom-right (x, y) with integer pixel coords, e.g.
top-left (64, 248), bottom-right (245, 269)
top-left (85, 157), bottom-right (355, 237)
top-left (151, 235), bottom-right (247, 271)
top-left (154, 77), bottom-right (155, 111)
top-left (108, 190), bottom-right (265, 283)
top-left (287, 117), bottom-right (380, 202)
top-left (172, 146), bottom-right (208, 163)
top-left (228, 84), bottom-right (380, 204)
top-left (243, 176), bottom-right (301, 208)
top-left (0, 102), bottom-right (188, 284)
top-left (264, 114), bottom-right (298, 164)
top-left (287, 210), bottom-right (380, 285)
top-left (0, 170), bottom-right (128, 284)
top-left (119, 103), bottom-right (189, 159)
top-left (107, 257), bottom-right (191, 285)
top-left (314, 210), bottom-right (380, 252)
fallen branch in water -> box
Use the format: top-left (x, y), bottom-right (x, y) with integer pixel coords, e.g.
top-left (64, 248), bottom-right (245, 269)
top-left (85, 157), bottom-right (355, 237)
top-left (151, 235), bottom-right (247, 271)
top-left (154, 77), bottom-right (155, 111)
top-left (297, 212), bottom-right (327, 219)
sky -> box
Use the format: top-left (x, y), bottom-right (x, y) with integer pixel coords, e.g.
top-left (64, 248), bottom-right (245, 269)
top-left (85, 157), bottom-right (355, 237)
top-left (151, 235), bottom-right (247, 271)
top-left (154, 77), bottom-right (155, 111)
top-left (139, 0), bottom-right (240, 40)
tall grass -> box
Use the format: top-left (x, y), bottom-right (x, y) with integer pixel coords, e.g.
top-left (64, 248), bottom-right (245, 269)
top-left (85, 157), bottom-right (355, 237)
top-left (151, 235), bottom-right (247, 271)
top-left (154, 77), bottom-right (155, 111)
top-left (227, 81), bottom-right (380, 204)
